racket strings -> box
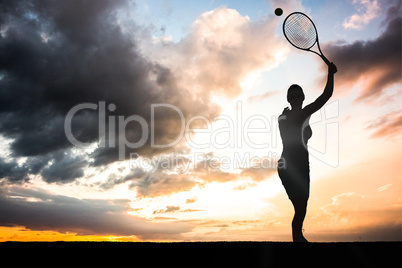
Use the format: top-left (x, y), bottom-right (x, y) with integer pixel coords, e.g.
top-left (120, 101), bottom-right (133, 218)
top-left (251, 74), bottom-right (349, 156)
top-left (284, 14), bottom-right (317, 49)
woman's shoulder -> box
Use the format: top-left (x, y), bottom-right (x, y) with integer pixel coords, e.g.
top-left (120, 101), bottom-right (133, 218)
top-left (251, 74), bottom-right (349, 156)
top-left (301, 107), bottom-right (312, 119)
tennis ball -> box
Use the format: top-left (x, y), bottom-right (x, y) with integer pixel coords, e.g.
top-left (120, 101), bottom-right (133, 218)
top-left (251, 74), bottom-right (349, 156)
top-left (275, 8), bottom-right (283, 16)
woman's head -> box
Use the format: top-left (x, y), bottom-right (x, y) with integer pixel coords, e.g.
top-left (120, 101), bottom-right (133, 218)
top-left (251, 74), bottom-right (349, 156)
top-left (287, 84), bottom-right (305, 108)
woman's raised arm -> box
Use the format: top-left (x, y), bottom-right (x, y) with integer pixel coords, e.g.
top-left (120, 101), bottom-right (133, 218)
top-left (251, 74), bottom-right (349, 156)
top-left (303, 62), bottom-right (337, 116)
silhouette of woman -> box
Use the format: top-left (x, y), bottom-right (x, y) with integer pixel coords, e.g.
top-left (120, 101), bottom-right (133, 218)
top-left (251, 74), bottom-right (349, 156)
top-left (278, 61), bottom-right (337, 242)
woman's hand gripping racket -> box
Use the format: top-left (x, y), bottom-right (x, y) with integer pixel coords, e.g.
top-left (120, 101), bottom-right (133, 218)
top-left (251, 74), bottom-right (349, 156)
top-left (283, 11), bottom-right (336, 72)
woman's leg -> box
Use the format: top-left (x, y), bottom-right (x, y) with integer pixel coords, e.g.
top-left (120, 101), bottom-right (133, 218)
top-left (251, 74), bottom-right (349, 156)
top-left (290, 197), bottom-right (308, 242)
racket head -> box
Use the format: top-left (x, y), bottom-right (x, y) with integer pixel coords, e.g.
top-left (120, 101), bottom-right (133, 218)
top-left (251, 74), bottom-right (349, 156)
top-left (283, 12), bottom-right (318, 51)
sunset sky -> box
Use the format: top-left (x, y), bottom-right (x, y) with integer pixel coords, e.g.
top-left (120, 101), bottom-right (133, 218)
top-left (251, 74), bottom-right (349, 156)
top-left (0, 0), bottom-right (400, 242)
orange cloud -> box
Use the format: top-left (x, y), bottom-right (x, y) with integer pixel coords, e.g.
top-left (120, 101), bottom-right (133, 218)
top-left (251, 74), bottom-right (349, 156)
top-left (343, 0), bottom-right (380, 29)
top-left (0, 186), bottom-right (193, 240)
top-left (240, 166), bottom-right (277, 182)
top-left (366, 110), bottom-right (402, 138)
top-left (141, 7), bottom-right (289, 99)
top-left (0, 226), bottom-right (141, 242)
top-left (153, 206), bottom-right (180, 214)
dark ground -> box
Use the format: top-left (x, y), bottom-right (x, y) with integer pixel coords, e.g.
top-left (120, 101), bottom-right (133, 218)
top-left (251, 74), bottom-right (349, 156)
top-left (1, 241), bottom-right (400, 267)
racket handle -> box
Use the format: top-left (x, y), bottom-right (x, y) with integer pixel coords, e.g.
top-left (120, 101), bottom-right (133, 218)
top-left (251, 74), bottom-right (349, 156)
top-left (320, 54), bottom-right (330, 65)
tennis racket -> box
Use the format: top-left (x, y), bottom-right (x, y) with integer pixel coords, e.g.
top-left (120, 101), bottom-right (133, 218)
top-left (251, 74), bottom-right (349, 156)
top-left (283, 12), bottom-right (330, 65)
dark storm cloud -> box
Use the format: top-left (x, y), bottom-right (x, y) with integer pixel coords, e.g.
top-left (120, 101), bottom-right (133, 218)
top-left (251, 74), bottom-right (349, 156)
top-left (100, 167), bottom-right (147, 190)
top-left (0, 157), bottom-right (29, 183)
top-left (0, 149), bottom-right (87, 184)
top-left (0, 186), bottom-right (192, 239)
top-left (40, 151), bottom-right (87, 183)
top-left (0, 0), bottom-right (216, 183)
top-left (323, 1), bottom-right (401, 102)
top-left (131, 172), bottom-right (198, 198)
top-left (99, 153), bottom-right (198, 196)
